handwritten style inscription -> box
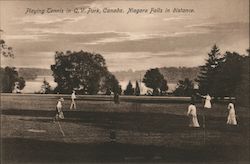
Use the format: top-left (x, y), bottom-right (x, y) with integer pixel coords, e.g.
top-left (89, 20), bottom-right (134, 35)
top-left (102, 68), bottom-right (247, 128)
top-left (25, 7), bottom-right (195, 15)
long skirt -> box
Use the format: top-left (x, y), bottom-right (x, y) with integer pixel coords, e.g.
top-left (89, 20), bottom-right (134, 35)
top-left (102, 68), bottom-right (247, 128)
top-left (204, 101), bottom-right (211, 109)
top-left (227, 115), bottom-right (237, 125)
top-left (55, 107), bottom-right (64, 120)
top-left (189, 115), bottom-right (200, 127)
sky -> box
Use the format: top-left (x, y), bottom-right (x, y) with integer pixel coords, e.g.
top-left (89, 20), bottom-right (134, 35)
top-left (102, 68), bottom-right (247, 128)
top-left (0, 0), bottom-right (249, 71)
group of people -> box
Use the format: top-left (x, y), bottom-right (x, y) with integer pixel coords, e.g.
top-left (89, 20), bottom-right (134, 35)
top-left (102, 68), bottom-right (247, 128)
top-left (54, 90), bottom-right (77, 120)
top-left (187, 94), bottom-right (238, 128)
top-left (54, 91), bottom-right (238, 127)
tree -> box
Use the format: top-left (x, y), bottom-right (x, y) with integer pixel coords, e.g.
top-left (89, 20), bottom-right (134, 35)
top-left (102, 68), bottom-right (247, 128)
top-left (214, 52), bottom-right (242, 97)
top-left (0, 30), bottom-right (14, 58)
top-left (124, 81), bottom-right (134, 95)
top-left (40, 79), bottom-right (52, 94)
top-left (142, 68), bottom-right (165, 96)
top-left (160, 79), bottom-right (168, 95)
top-left (0, 67), bottom-right (25, 93)
top-left (134, 81), bottom-right (140, 96)
top-left (17, 77), bottom-right (25, 91)
top-left (51, 50), bottom-right (115, 94)
top-left (100, 72), bottom-right (122, 95)
top-left (196, 46), bottom-right (249, 107)
top-left (215, 51), bottom-right (249, 106)
top-left (173, 78), bottom-right (194, 96)
top-left (196, 44), bottom-right (224, 96)
top-left (235, 54), bottom-right (249, 106)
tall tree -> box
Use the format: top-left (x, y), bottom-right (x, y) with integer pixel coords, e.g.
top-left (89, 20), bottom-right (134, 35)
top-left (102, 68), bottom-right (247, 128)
top-left (197, 47), bottom-right (249, 107)
top-left (124, 81), bottom-right (134, 95)
top-left (215, 52), bottom-right (242, 97)
top-left (135, 81), bottom-right (140, 96)
top-left (51, 50), bottom-right (115, 94)
top-left (216, 51), bottom-right (249, 106)
top-left (142, 68), bottom-right (165, 96)
top-left (196, 44), bottom-right (224, 96)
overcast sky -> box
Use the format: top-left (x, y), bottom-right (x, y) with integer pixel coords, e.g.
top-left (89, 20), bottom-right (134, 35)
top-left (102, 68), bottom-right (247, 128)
top-left (0, 0), bottom-right (249, 71)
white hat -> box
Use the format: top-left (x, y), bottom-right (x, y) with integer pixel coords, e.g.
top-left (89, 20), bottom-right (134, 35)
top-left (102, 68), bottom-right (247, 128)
top-left (59, 98), bottom-right (64, 101)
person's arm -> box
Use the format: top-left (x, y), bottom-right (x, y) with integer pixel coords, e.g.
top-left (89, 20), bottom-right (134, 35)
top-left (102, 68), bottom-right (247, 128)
top-left (196, 93), bottom-right (203, 98)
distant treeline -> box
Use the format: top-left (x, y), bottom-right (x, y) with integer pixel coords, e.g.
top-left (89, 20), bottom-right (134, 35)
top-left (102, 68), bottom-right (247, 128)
top-left (18, 67), bottom-right (199, 83)
top-left (18, 68), bottom-right (53, 80)
top-left (113, 67), bottom-right (200, 83)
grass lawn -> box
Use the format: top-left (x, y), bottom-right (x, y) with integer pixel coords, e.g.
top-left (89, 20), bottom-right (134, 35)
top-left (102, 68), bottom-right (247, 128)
top-left (1, 100), bottom-right (250, 163)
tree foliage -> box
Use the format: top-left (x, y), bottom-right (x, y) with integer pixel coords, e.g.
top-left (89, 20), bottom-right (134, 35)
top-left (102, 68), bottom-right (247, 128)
top-left (40, 79), bottom-right (53, 94)
top-left (51, 50), bottom-right (119, 95)
top-left (214, 52), bottom-right (242, 97)
top-left (100, 72), bottom-right (122, 95)
top-left (216, 52), bottom-right (249, 105)
top-left (0, 67), bottom-right (25, 93)
top-left (0, 38), bottom-right (14, 58)
top-left (196, 44), bottom-right (224, 96)
top-left (135, 81), bottom-right (140, 96)
top-left (124, 81), bottom-right (134, 95)
top-left (235, 54), bottom-right (249, 106)
top-left (160, 79), bottom-right (168, 95)
top-left (142, 68), bottom-right (167, 96)
top-left (196, 45), bottom-right (249, 106)
top-left (173, 78), bottom-right (194, 96)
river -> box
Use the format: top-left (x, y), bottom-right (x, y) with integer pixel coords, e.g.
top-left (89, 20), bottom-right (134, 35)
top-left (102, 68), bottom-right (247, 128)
top-left (22, 76), bottom-right (177, 94)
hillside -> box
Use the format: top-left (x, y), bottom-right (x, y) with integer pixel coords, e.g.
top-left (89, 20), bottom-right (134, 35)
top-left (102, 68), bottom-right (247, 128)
top-left (17, 67), bottom-right (200, 83)
top-left (113, 67), bottom-right (200, 83)
top-left (18, 68), bottom-right (53, 80)
top-left (159, 67), bottom-right (200, 83)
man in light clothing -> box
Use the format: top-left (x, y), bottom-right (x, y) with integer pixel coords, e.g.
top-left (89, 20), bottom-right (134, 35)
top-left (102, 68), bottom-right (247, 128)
top-left (70, 90), bottom-right (76, 110)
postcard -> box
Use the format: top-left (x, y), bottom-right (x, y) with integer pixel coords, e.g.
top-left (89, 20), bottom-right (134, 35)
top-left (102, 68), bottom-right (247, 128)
top-left (0, 0), bottom-right (249, 163)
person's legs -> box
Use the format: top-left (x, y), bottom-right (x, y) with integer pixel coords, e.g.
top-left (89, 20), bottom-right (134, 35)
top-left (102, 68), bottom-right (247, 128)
top-left (72, 100), bottom-right (76, 109)
top-left (54, 107), bottom-right (59, 121)
top-left (70, 100), bottom-right (74, 110)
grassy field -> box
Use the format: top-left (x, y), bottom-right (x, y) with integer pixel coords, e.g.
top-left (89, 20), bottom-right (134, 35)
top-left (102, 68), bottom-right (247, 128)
top-left (1, 95), bottom-right (250, 163)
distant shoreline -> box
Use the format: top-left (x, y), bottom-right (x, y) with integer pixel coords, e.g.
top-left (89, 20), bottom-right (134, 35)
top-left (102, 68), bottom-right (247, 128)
top-left (18, 66), bottom-right (200, 83)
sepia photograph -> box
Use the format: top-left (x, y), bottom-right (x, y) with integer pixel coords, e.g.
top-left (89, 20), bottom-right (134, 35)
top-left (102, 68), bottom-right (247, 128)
top-left (0, 0), bottom-right (249, 163)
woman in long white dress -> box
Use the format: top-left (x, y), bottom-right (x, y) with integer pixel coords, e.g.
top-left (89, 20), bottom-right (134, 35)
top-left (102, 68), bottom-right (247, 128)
top-left (227, 102), bottom-right (237, 125)
top-left (187, 103), bottom-right (200, 127)
top-left (203, 94), bottom-right (212, 109)
top-left (55, 98), bottom-right (64, 120)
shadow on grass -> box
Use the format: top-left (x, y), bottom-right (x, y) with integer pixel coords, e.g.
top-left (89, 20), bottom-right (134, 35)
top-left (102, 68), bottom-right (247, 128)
top-left (2, 137), bottom-right (249, 163)
top-left (2, 109), bottom-right (249, 134)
